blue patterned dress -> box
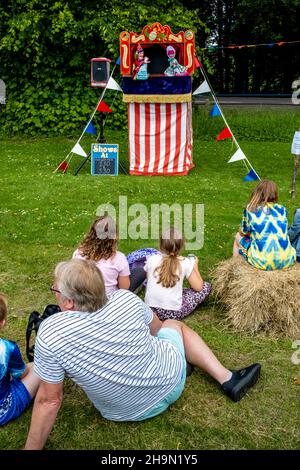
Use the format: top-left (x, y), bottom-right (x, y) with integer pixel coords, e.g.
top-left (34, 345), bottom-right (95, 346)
top-left (0, 339), bottom-right (31, 426)
top-left (239, 203), bottom-right (296, 270)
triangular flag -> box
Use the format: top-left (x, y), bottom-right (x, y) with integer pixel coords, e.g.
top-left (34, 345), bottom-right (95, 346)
top-left (97, 101), bottom-right (112, 113)
top-left (228, 148), bottom-right (247, 163)
top-left (57, 160), bottom-right (68, 172)
top-left (116, 56), bottom-right (120, 65)
top-left (192, 80), bottom-right (210, 95)
top-left (194, 56), bottom-right (201, 68)
top-left (106, 76), bottom-right (122, 91)
top-left (216, 127), bottom-right (233, 140)
top-left (72, 142), bottom-right (87, 157)
top-left (210, 103), bottom-right (221, 117)
top-left (85, 122), bottom-right (97, 135)
top-left (243, 168), bottom-right (259, 181)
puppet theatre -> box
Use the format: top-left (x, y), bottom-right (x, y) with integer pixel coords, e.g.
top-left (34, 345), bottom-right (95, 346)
top-left (120, 23), bottom-right (197, 176)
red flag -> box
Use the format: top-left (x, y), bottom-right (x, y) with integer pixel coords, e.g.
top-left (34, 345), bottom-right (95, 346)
top-left (57, 160), bottom-right (68, 172)
top-left (194, 56), bottom-right (202, 68)
top-left (97, 101), bottom-right (112, 113)
top-left (216, 127), bottom-right (233, 140)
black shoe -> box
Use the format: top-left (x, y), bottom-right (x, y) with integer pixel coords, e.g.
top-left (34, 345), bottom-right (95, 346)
top-left (186, 362), bottom-right (194, 377)
top-left (221, 363), bottom-right (261, 402)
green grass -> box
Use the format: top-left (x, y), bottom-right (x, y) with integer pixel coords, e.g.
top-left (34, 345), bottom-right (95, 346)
top-left (0, 115), bottom-right (300, 449)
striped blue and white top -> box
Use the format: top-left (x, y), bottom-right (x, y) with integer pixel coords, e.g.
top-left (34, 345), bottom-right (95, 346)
top-left (34, 289), bottom-right (184, 421)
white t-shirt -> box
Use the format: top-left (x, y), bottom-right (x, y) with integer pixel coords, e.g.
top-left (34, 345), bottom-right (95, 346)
top-left (144, 253), bottom-right (195, 311)
top-left (34, 290), bottom-right (183, 421)
top-left (73, 249), bottom-right (130, 295)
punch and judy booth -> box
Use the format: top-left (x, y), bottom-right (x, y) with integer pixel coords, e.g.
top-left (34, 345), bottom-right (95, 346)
top-left (120, 23), bottom-right (196, 175)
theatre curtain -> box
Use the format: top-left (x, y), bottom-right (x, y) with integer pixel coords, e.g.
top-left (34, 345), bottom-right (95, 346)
top-left (128, 102), bottom-right (194, 175)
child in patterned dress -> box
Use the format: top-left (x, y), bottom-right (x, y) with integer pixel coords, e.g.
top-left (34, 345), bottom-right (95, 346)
top-left (0, 294), bottom-right (40, 426)
top-left (233, 179), bottom-right (296, 270)
top-left (144, 227), bottom-right (211, 320)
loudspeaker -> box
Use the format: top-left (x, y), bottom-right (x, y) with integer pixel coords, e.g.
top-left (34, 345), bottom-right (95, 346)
top-left (90, 58), bottom-right (111, 88)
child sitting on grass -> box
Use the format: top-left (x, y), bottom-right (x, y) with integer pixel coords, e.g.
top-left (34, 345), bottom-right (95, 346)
top-left (73, 216), bottom-right (145, 295)
top-left (233, 179), bottom-right (296, 270)
top-left (0, 294), bottom-right (39, 426)
top-left (144, 227), bottom-right (211, 321)
top-left (288, 205), bottom-right (300, 263)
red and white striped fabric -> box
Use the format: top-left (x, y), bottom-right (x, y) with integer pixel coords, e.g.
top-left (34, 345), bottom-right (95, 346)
top-left (128, 102), bottom-right (194, 175)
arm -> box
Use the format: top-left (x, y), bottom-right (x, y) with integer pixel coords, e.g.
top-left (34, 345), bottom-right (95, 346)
top-left (149, 312), bottom-right (163, 336)
top-left (118, 275), bottom-right (130, 290)
top-left (288, 210), bottom-right (300, 242)
top-left (187, 257), bottom-right (204, 292)
top-left (24, 381), bottom-right (63, 450)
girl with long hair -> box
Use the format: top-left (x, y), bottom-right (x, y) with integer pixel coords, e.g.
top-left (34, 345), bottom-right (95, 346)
top-left (73, 216), bottom-right (145, 295)
top-left (233, 179), bottom-right (296, 270)
top-left (144, 227), bottom-right (211, 321)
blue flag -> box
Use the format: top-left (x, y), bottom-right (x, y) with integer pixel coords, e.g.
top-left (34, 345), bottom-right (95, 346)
top-left (85, 122), bottom-right (97, 135)
top-left (210, 103), bottom-right (221, 117)
top-left (116, 56), bottom-right (120, 65)
top-left (243, 168), bottom-right (259, 181)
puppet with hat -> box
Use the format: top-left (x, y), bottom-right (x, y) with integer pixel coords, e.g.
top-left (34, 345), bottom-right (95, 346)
top-left (164, 45), bottom-right (188, 77)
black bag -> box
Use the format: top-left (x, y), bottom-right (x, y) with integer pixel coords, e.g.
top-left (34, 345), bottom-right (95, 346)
top-left (26, 304), bottom-right (61, 362)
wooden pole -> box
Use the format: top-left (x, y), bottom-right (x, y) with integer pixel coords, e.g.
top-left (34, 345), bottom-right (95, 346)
top-left (291, 155), bottom-right (299, 199)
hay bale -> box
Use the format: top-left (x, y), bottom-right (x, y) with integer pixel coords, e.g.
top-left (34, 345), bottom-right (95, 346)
top-left (212, 257), bottom-right (300, 338)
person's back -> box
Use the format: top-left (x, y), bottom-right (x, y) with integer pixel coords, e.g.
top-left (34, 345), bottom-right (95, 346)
top-left (234, 180), bottom-right (296, 270)
top-left (35, 289), bottom-right (183, 421)
top-left (242, 202), bottom-right (296, 270)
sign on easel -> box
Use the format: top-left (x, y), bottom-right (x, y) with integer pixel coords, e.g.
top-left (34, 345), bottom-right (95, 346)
top-left (91, 143), bottom-right (119, 176)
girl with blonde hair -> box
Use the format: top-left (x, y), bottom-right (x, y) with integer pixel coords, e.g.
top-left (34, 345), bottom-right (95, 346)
top-left (73, 216), bottom-right (145, 294)
top-left (233, 179), bottom-right (296, 270)
top-left (144, 227), bottom-right (211, 320)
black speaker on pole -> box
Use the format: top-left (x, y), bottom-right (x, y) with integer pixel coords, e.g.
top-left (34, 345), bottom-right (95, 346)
top-left (90, 58), bottom-right (111, 88)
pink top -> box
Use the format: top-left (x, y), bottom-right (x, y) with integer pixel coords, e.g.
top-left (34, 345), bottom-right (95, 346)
top-left (72, 249), bottom-right (130, 295)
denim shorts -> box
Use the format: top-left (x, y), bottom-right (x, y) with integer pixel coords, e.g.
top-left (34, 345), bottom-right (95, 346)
top-left (0, 379), bottom-right (32, 427)
top-left (136, 327), bottom-right (186, 420)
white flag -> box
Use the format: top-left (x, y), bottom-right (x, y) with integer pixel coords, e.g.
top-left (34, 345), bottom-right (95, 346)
top-left (192, 80), bottom-right (210, 95)
top-left (106, 77), bottom-right (122, 92)
top-left (291, 131), bottom-right (300, 155)
top-left (228, 148), bottom-right (247, 163)
top-left (72, 142), bottom-right (87, 157)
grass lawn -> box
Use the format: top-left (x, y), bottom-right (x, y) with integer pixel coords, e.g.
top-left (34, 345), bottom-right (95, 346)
top-left (0, 116), bottom-right (300, 449)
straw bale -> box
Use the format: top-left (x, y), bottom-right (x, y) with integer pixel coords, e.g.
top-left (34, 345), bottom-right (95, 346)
top-left (212, 258), bottom-right (300, 337)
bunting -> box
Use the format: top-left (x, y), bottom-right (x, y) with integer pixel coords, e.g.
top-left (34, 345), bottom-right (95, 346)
top-left (106, 77), bottom-right (123, 92)
top-left (216, 127), bottom-right (232, 140)
top-left (228, 148), bottom-right (247, 163)
top-left (210, 103), bottom-right (221, 117)
top-left (243, 169), bottom-right (259, 181)
top-left (54, 56), bottom-right (121, 173)
top-left (201, 39), bottom-right (300, 51)
top-left (85, 122), bottom-right (97, 135)
top-left (71, 143), bottom-right (87, 157)
top-left (97, 101), bottom-right (113, 113)
top-left (192, 80), bottom-right (210, 95)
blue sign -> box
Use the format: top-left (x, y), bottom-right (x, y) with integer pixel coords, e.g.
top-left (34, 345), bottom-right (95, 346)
top-left (91, 143), bottom-right (119, 176)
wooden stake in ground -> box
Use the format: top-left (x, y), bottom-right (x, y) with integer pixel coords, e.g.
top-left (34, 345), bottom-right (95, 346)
top-left (291, 128), bottom-right (300, 198)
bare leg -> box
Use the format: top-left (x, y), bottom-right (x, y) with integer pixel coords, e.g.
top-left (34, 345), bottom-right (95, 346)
top-left (233, 232), bottom-right (242, 257)
top-left (161, 319), bottom-right (231, 384)
top-left (21, 363), bottom-right (40, 398)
